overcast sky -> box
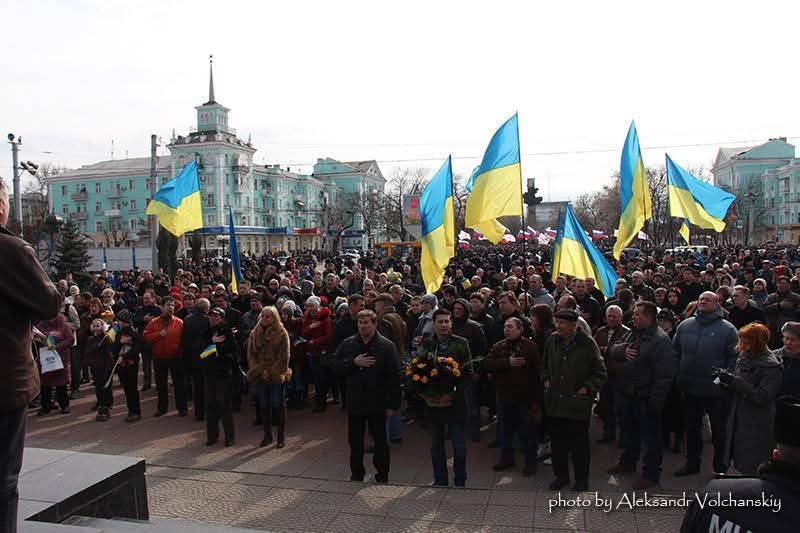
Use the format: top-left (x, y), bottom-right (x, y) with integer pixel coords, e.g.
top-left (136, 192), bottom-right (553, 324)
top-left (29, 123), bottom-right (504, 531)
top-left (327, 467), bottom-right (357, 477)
top-left (2, 0), bottom-right (799, 201)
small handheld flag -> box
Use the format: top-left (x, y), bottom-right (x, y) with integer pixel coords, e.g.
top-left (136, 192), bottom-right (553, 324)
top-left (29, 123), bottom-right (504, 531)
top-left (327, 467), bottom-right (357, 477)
top-left (200, 344), bottom-right (218, 360)
top-left (46, 335), bottom-right (57, 349)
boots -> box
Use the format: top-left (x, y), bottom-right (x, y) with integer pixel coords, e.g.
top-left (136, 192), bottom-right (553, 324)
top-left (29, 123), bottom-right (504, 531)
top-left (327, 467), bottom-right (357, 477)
top-left (259, 407), bottom-right (272, 447)
top-left (274, 407), bottom-right (286, 449)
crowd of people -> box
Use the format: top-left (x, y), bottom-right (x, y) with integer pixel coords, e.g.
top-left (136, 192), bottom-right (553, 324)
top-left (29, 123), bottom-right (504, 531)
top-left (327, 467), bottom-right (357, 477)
top-left (25, 242), bottom-right (798, 498)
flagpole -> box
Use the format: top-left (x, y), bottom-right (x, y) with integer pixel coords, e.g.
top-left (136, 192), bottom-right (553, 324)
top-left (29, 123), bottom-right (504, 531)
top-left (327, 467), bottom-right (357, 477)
top-left (515, 112), bottom-right (527, 260)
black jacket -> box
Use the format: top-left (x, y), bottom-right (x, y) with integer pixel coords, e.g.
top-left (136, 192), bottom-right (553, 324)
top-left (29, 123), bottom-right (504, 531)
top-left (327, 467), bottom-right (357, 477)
top-left (680, 459), bottom-right (800, 533)
top-left (182, 310), bottom-right (210, 365)
top-left (202, 324), bottom-right (239, 378)
top-left (610, 324), bottom-right (676, 411)
top-left (726, 300), bottom-right (766, 330)
top-left (329, 332), bottom-right (401, 415)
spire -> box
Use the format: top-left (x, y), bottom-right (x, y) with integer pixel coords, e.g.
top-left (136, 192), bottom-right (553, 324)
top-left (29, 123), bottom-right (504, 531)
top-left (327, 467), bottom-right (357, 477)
top-left (207, 54), bottom-right (216, 104)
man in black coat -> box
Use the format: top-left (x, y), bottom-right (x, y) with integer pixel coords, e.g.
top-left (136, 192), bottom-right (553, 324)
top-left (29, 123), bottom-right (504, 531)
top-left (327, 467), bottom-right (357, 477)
top-left (326, 295), bottom-right (365, 408)
top-left (726, 285), bottom-right (765, 330)
top-left (182, 298), bottom-right (211, 421)
top-left (609, 301), bottom-right (676, 490)
top-left (330, 310), bottom-right (401, 483)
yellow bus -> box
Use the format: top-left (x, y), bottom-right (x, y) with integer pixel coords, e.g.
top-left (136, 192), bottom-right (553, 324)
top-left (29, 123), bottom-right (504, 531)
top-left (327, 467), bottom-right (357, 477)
top-left (374, 241), bottom-right (421, 259)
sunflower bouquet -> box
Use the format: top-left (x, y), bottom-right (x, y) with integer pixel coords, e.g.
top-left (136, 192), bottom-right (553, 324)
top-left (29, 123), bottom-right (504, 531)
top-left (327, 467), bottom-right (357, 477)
top-left (404, 351), bottom-right (462, 408)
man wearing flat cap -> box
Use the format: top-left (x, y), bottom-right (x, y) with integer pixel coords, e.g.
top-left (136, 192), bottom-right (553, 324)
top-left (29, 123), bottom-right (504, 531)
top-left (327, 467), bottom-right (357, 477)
top-left (541, 308), bottom-right (607, 491)
top-left (680, 396), bottom-right (800, 532)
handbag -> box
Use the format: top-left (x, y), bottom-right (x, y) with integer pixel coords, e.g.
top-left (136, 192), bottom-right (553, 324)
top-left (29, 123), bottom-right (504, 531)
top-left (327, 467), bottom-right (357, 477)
top-left (40, 348), bottom-right (65, 374)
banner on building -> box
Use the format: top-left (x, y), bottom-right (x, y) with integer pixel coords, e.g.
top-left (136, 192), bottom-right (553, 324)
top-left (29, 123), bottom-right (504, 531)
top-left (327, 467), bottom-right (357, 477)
top-left (403, 194), bottom-right (422, 241)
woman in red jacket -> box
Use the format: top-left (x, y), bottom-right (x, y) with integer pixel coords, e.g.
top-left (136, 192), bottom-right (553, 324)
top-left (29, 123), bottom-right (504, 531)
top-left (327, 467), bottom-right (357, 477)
top-left (300, 296), bottom-right (332, 412)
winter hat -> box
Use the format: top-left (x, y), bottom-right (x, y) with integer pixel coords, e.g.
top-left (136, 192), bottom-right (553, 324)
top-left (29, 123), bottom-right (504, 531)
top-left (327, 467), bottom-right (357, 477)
top-left (115, 309), bottom-right (133, 325)
top-left (301, 279), bottom-right (315, 295)
top-left (421, 294), bottom-right (438, 307)
top-left (305, 296), bottom-right (321, 308)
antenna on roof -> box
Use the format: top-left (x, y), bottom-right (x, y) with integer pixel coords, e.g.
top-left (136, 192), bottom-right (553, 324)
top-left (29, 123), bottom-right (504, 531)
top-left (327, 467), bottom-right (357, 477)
top-left (111, 139), bottom-right (115, 160)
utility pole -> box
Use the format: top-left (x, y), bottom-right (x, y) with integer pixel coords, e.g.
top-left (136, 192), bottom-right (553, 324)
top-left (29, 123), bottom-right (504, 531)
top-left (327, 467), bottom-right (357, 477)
top-left (149, 134), bottom-right (159, 271)
top-left (8, 134), bottom-right (23, 232)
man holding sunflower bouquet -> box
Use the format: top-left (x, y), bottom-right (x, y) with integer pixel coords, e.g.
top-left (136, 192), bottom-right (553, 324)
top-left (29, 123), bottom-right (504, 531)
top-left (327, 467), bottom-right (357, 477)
top-left (408, 308), bottom-right (473, 487)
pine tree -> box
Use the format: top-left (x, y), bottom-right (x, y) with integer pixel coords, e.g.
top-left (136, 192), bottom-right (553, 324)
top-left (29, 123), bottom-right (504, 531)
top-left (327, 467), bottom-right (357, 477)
top-left (53, 218), bottom-right (90, 284)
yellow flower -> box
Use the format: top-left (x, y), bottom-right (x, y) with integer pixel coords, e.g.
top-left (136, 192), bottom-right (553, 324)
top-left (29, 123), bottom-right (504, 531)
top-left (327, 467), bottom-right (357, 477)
top-left (453, 369), bottom-right (461, 377)
top-left (451, 361), bottom-right (459, 369)
top-left (421, 376), bottom-right (429, 384)
top-left (417, 363), bottom-right (426, 369)
top-left (411, 358), bottom-right (418, 364)
top-left (430, 369), bottom-right (438, 377)
top-left (405, 369), bottom-right (413, 376)
top-left (446, 357), bottom-right (454, 364)
top-left (412, 374), bottom-right (420, 382)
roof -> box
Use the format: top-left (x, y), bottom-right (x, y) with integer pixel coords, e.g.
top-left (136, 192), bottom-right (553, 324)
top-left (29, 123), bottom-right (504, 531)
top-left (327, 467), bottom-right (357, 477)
top-left (343, 160), bottom-right (376, 173)
top-left (718, 146), bottom-right (754, 160)
top-left (59, 156), bottom-right (171, 179)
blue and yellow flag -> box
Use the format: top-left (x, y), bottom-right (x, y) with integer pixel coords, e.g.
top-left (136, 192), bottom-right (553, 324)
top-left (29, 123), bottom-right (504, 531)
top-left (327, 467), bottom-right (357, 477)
top-left (679, 218), bottom-right (691, 245)
top-left (666, 154), bottom-right (735, 243)
top-left (145, 160), bottom-right (203, 237)
top-left (553, 204), bottom-right (618, 298)
top-left (613, 122), bottom-right (652, 259)
top-left (228, 208), bottom-right (243, 293)
top-left (420, 156), bottom-right (455, 294)
top-left (199, 343), bottom-right (217, 360)
top-left (465, 114), bottom-right (523, 243)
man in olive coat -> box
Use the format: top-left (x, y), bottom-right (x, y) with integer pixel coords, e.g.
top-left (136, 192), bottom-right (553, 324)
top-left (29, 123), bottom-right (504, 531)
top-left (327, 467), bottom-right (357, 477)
top-left (542, 309), bottom-right (607, 492)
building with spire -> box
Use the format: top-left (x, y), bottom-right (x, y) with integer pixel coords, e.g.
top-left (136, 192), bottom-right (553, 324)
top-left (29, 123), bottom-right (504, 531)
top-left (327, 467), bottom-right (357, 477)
top-left (47, 57), bottom-right (384, 255)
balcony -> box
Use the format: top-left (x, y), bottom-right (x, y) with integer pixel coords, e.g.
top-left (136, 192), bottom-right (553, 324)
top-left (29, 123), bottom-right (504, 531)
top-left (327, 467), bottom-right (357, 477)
top-left (71, 191), bottom-right (88, 201)
top-left (260, 189), bottom-right (271, 197)
top-left (294, 194), bottom-right (306, 206)
top-left (234, 182), bottom-right (249, 194)
top-left (108, 187), bottom-right (125, 199)
top-left (105, 209), bottom-right (121, 217)
top-left (68, 212), bottom-right (87, 220)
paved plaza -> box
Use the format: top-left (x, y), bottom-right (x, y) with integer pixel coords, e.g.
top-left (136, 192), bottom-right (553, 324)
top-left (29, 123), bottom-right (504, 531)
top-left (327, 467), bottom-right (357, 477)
top-left (25, 385), bottom-right (714, 532)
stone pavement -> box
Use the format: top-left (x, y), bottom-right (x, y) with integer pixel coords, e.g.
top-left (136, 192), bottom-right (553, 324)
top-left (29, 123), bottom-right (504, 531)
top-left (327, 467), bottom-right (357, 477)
top-left (26, 385), bottom-right (714, 532)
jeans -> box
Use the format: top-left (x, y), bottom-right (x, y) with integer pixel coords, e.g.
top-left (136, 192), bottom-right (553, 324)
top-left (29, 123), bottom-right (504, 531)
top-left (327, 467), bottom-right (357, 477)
top-left (204, 374), bottom-right (234, 442)
top-left (307, 353), bottom-right (328, 401)
top-left (348, 412), bottom-right (389, 480)
top-left (91, 364), bottom-right (113, 409)
top-left (253, 382), bottom-right (286, 409)
top-left (549, 417), bottom-right (590, 484)
top-left (153, 358), bottom-right (187, 413)
top-left (497, 400), bottom-right (538, 465)
top-left (430, 421), bottom-right (467, 486)
top-left (118, 363), bottom-right (140, 415)
top-left (386, 406), bottom-right (403, 441)
top-left (619, 398), bottom-right (664, 482)
top-left (684, 395), bottom-right (729, 473)
top-left (465, 380), bottom-right (481, 441)
top-left (0, 406), bottom-right (27, 533)
top-left (140, 344), bottom-right (153, 386)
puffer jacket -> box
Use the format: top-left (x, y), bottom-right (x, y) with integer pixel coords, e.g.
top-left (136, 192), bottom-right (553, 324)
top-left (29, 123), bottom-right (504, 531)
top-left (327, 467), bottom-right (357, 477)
top-left (301, 306), bottom-right (332, 355)
top-left (673, 307), bottom-right (738, 397)
top-left (142, 315), bottom-right (183, 359)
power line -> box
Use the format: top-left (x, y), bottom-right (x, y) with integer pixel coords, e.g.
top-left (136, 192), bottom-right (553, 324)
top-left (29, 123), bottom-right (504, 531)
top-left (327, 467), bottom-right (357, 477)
top-left (19, 136), bottom-right (800, 172)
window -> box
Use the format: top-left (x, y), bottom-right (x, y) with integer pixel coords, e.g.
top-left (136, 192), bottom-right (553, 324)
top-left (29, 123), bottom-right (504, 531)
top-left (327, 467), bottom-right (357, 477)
top-left (95, 183), bottom-right (101, 193)
top-left (62, 204), bottom-right (68, 214)
top-left (96, 221), bottom-right (103, 232)
top-left (80, 222), bottom-right (87, 232)
top-left (130, 200), bottom-right (136, 210)
top-left (129, 219), bottom-right (138, 231)
top-left (61, 185), bottom-right (67, 196)
top-left (95, 202), bottom-right (101, 212)
top-left (129, 179), bottom-right (135, 190)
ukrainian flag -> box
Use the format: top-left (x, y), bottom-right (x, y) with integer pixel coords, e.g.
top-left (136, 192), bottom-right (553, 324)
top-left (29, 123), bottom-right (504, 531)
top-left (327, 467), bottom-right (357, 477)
top-left (228, 207), bottom-right (243, 293)
top-left (553, 204), bottom-right (618, 298)
top-left (613, 122), bottom-right (652, 259)
top-left (666, 154), bottom-right (735, 243)
top-left (146, 160), bottom-right (203, 237)
top-left (679, 218), bottom-right (691, 245)
top-left (465, 114), bottom-right (523, 243)
top-left (420, 156), bottom-right (455, 294)
top-left (200, 343), bottom-right (217, 359)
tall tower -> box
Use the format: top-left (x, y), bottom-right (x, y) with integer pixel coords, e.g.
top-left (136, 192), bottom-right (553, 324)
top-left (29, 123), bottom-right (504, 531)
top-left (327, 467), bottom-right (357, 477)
top-left (195, 55), bottom-right (232, 134)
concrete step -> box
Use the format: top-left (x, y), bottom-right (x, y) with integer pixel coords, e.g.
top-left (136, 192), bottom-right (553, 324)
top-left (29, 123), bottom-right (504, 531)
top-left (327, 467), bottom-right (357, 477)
top-left (20, 522), bottom-right (102, 533)
top-left (65, 516), bottom-right (270, 533)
